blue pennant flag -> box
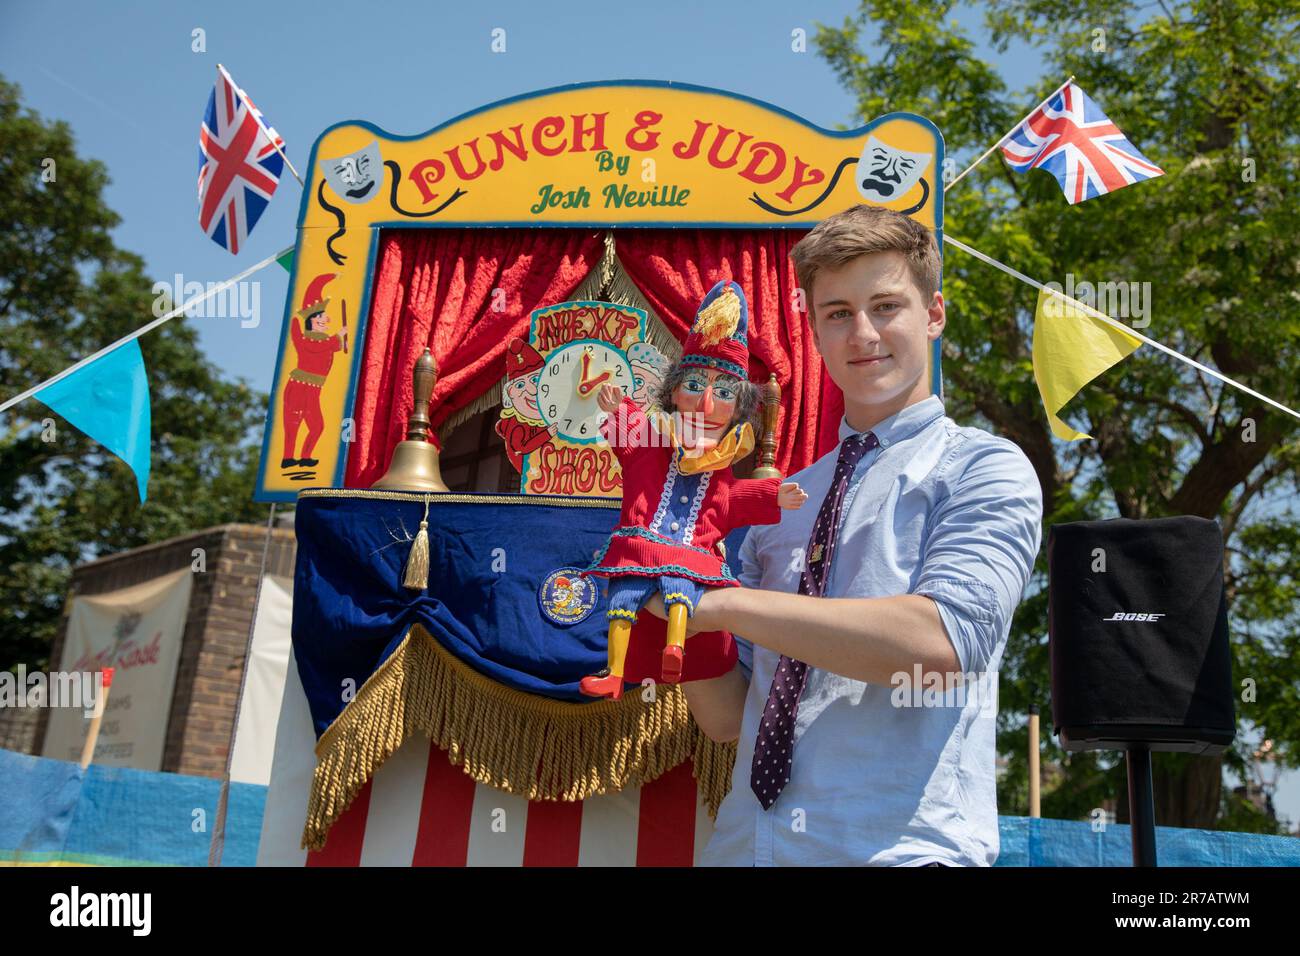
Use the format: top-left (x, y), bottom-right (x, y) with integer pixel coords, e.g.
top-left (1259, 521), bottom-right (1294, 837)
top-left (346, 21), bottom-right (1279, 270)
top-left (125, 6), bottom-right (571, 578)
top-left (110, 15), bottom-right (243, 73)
top-left (35, 340), bottom-right (151, 502)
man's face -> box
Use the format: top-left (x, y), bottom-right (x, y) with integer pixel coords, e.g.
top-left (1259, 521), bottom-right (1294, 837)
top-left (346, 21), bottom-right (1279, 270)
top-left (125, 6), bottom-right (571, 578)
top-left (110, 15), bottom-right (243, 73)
top-left (809, 251), bottom-right (944, 424)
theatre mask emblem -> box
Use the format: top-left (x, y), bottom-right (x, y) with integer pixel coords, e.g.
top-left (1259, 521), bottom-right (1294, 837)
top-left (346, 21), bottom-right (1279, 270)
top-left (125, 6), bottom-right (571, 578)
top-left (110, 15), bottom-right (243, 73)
top-left (321, 141), bottom-right (384, 204)
top-left (856, 135), bottom-right (931, 204)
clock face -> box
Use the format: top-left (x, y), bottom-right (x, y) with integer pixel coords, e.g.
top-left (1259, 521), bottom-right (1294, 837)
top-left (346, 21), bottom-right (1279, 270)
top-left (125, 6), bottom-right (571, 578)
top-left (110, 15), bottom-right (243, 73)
top-left (538, 340), bottom-right (635, 443)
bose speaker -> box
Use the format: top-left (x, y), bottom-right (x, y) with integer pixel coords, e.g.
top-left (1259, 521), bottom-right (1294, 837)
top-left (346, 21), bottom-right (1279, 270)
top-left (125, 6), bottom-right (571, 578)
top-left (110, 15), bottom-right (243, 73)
top-left (1047, 516), bottom-right (1235, 755)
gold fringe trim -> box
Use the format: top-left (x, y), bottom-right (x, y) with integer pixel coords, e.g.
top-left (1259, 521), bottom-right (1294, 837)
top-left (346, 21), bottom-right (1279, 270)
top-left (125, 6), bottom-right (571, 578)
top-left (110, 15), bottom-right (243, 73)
top-left (437, 378), bottom-right (507, 443)
top-left (569, 229), bottom-right (618, 304)
top-left (607, 253), bottom-right (682, 361)
top-left (301, 623), bottom-right (737, 851)
top-left (573, 232), bottom-right (682, 362)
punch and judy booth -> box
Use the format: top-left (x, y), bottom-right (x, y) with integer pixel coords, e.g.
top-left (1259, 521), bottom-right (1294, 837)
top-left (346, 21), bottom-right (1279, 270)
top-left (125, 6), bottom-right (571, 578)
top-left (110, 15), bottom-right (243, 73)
top-left (254, 81), bottom-right (943, 865)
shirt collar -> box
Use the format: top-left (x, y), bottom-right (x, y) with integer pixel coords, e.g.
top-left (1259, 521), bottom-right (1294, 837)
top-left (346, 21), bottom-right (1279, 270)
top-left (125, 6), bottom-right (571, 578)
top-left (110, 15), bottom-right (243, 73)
top-left (838, 395), bottom-right (945, 450)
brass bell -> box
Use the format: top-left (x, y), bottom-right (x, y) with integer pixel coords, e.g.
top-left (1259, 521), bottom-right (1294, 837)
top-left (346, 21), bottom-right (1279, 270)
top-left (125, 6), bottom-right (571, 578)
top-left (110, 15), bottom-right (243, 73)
top-left (372, 348), bottom-right (449, 492)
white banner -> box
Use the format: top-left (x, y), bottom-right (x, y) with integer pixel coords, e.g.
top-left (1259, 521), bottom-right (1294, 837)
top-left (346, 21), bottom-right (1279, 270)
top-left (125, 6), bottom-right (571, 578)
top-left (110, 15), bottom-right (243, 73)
top-left (230, 574), bottom-right (294, 786)
top-left (43, 568), bottom-right (192, 770)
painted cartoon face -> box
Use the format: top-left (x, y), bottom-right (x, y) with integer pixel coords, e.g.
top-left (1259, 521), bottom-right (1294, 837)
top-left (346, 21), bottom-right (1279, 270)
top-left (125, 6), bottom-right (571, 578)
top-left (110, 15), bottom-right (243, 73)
top-left (673, 368), bottom-right (739, 447)
top-left (320, 141), bottom-right (384, 204)
top-left (856, 135), bottom-right (931, 203)
top-left (632, 362), bottom-right (665, 408)
top-left (306, 309), bottom-right (333, 334)
top-left (506, 373), bottom-right (543, 420)
top-left (626, 342), bottom-right (670, 409)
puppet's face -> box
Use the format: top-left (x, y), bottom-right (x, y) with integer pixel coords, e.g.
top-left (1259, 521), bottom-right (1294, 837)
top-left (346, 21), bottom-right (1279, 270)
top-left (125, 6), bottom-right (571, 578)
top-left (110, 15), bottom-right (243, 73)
top-left (672, 367), bottom-right (740, 449)
top-left (506, 374), bottom-right (543, 420)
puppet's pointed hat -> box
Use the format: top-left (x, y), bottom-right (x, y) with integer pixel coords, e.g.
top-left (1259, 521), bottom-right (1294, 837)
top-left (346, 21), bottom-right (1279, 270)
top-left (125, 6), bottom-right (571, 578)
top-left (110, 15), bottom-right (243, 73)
top-left (681, 280), bottom-right (749, 379)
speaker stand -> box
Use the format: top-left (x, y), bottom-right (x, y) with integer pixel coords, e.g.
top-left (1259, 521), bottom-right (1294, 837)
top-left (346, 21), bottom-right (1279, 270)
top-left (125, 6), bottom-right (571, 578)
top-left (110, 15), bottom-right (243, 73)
top-left (1125, 746), bottom-right (1158, 867)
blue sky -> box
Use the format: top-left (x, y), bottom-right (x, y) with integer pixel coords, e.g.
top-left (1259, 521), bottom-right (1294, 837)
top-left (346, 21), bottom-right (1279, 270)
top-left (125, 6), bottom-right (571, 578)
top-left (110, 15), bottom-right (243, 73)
top-left (0, 0), bottom-right (1045, 396)
top-left (3, 1), bottom-right (1296, 831)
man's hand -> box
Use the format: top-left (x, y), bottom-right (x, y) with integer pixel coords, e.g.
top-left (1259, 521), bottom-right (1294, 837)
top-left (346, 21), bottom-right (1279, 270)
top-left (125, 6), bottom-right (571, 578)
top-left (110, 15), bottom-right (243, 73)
top-left (778, 481), bottom-right (808, 509)
top-left (596, 383), bottom-right (623, 414)
top-left (644, 590), bottom-right (718, 635)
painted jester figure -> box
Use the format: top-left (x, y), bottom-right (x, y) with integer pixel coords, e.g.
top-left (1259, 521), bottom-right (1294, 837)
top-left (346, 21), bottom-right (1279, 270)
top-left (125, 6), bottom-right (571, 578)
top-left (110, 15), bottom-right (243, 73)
top-left (579, 281), bottom-right (808, 699)
top-left (281, 273), bottom-right (347, 470)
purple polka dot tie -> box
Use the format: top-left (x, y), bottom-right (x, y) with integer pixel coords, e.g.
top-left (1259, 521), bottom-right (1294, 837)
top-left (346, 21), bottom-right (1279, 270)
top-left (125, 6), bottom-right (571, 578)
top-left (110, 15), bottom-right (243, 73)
top-left (750, 431), bottom-right (879, 810)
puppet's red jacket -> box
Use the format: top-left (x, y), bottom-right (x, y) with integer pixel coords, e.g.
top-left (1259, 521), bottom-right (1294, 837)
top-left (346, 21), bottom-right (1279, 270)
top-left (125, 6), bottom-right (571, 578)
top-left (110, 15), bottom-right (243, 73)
top-left (582, 396), bottom-right (782, 585)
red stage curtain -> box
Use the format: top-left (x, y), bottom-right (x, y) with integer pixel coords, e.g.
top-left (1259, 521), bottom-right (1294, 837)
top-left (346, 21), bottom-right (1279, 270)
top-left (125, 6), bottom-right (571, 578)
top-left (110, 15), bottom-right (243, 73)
top-left (345, 228), bottom-right (605, 488)
top-left (615, 229), bottom-right (844, 474)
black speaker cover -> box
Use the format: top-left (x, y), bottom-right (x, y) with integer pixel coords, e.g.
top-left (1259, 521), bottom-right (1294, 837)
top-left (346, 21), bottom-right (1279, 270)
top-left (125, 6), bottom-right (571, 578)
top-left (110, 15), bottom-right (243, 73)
top-left (1048, 516), bottom-right (1235, 754)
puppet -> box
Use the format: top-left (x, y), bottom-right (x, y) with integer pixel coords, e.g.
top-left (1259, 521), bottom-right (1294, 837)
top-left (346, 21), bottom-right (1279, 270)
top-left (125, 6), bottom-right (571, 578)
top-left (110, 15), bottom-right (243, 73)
top-left (578, 280), bottom-right (808, 699)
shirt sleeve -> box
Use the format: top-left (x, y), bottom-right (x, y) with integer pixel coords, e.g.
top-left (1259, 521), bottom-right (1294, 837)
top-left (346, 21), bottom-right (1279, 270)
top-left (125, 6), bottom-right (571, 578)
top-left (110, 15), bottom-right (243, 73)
top-left (730, 524), bottom-right (766, 684)
top-left (912, 438), bottom-right (1043, 675)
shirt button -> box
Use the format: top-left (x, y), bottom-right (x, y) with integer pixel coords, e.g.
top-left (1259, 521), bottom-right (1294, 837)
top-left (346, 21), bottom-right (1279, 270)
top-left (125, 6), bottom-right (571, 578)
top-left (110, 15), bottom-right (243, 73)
top-left (670, 521), bottom-right (680, 532)
top-left (679, 495), bottom-right (689, 504)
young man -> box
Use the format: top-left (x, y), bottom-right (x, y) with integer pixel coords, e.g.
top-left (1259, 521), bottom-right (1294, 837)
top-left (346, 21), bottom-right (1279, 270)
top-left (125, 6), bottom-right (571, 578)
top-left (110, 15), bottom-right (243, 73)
top-left (649, 205), bottom-right (1043, 866)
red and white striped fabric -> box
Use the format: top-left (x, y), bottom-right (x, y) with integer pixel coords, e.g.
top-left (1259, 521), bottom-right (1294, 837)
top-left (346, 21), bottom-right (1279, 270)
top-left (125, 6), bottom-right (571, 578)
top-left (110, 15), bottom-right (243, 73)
top-left (256, 647), bottom-right (716, 866)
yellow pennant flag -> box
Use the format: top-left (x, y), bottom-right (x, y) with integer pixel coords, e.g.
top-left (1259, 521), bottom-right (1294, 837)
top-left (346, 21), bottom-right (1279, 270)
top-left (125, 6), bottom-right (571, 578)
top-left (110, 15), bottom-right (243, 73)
top-left (1032, 288), bottom-right (1142, 441)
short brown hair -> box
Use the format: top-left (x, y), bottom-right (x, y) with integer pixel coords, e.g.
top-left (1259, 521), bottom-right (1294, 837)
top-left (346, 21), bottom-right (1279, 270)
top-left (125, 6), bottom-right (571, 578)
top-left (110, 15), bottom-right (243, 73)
top-left (790, 206), bottom-right (941, 316)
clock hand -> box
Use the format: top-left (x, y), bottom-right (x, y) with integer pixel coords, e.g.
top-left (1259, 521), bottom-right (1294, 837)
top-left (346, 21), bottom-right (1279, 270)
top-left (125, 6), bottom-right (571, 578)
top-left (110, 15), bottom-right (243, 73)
top-left (577, 369), bottom-right (612, 396)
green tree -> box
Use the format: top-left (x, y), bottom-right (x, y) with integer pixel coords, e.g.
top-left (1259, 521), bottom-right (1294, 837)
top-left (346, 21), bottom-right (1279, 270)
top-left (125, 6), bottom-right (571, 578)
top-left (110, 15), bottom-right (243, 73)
top-left (817, 0), bottom-right (1299, 831)
top-left (0, 75), bottom-right (271, 673)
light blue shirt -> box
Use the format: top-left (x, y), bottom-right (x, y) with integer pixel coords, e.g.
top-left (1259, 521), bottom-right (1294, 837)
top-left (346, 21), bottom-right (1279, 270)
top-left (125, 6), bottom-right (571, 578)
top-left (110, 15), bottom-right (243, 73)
top-left (700, 396), bottom-right (1042, 866)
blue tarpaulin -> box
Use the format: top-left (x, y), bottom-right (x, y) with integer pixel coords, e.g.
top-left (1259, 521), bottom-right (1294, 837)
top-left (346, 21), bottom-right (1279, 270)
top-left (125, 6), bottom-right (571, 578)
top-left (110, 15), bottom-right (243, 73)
top-left (2, 746), bottom-right (1295, 866)
top-left (0, 748), bottom-right (264, 866)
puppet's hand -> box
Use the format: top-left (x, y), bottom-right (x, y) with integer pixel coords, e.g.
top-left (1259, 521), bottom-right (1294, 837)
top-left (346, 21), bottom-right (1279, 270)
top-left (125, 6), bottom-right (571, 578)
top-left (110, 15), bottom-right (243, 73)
top-left (596, 383), bottom-right (624, 414)
top-left (777, 481), bottom-right (809, 510)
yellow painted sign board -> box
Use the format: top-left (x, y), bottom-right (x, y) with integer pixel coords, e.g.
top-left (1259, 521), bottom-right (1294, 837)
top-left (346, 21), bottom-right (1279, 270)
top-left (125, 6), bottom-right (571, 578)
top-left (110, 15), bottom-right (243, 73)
top-left (257, 80), bottom-right (943, 501)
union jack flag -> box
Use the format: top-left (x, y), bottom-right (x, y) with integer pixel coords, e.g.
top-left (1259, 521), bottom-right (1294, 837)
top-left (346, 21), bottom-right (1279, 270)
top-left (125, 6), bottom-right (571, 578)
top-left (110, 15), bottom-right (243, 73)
top-left (198, 68), bottom-right (286, 254)
top-left (1001, 82), bottom-right (1163, 204)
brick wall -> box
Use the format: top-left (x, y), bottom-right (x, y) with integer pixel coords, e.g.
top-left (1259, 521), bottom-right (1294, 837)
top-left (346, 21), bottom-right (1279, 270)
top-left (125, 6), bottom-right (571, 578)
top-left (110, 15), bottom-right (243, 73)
top-left (33, 522), bottom-right (297, 778)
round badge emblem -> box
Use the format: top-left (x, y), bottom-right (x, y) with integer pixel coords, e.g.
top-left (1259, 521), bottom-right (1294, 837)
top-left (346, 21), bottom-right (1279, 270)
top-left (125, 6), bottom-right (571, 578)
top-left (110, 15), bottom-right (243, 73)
top-left (539, 567), bottom-right (598, 626)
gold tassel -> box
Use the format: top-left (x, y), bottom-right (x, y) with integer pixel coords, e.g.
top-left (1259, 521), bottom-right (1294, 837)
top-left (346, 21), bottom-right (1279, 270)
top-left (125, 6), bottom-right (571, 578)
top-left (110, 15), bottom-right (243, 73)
top-left (300, 623), bottom-right (738, 852)
top-left (693, 285), bottom-right (740, 346)
top-left (402, 496), bottom-right (431, 590)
